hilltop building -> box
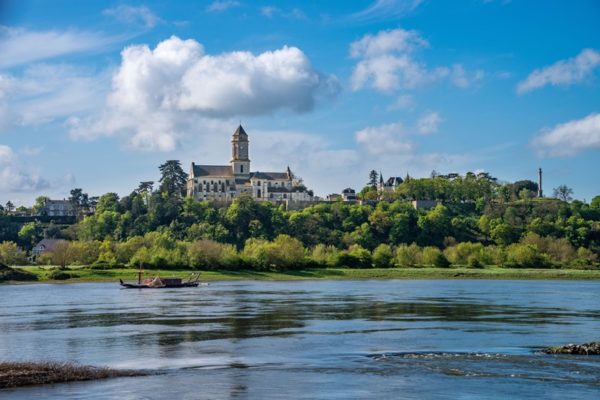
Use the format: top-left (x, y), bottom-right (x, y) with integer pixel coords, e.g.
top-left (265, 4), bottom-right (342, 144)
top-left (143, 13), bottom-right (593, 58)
top-left (187, 125), bottom-right (315, 204)
top-left (378, 174), bottom-right (403, 195)
top-left (38, 199), bottom-right (75, 217)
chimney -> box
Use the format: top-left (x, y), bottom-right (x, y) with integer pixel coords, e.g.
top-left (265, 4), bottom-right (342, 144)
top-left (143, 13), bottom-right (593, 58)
top-left (537, 167), bottom-right (543, 198)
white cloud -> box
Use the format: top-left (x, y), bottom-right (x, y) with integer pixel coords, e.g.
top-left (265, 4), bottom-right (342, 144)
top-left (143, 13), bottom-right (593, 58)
top-left (532, 113), bottom-right (600, 157)
top-left (416, 111), bottom-right (442, 134)
top-left (517, 49), bottom-right (600, 94)
top-left (103, 5), bottom-right (160, 28)
top-left (259, 6), bottom-right (305, 19)
top-left (355, 122), bottom-right (414, 155)
top-left (0, 26), bottom-right (118, 69)
top-left (348, 0), bottom-right (423, 23)
top-left (388, 94), bottom-right (415, 110)
top-left (260, 6), bottom-right (277, 17)
top-left (0, 144), bottom-right (49, 192)
top-left (70, 36), bottom-right (339, 151)
top-left (0, 64), bottom-right (109, 130)
top-left (207, 1), bottom-right (240, 12)
top-left (350, 29), bottom-right (481, 93)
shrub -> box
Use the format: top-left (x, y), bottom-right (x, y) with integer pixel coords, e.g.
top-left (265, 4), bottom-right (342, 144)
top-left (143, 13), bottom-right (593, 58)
top-left (0, 241), bottom-right (28, 266)
top-left (187, 239), bottom-right (238, 270)
top-left (348, 244), bottom-right (372, 268)
top-left (504, 244), bottom-right (552, 268)
top-left (242, 235), bottom-right (308, 270)
top-left (394, 243), bottom-right (422, 267)
top-left (422, 247), bottom-right (451, 268)
top-left (310, 244), bottom-right (338, 267)
top-left (47, 270), bottom-right (74, 280)
top-left (332, 251), bottom-right (362, 268)
top-left (372, 244), bottom-right (393, 268)
top-left (521, 233), bottom-right (576, 266)
top-left (444, 242), bottom-right (484, 266)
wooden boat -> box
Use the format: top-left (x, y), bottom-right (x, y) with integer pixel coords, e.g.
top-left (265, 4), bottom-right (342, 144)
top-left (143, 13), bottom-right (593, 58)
top-left (120, 266), bottom-right (200, 289)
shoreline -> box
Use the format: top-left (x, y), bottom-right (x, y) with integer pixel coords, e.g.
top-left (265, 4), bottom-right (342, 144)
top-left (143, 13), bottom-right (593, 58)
top-left (4, 266), bottom-right (600, 284)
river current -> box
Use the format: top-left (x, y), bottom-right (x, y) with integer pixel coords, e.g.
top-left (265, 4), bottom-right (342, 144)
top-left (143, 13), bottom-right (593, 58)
top-left (1, 279), bottom-right (599, 399)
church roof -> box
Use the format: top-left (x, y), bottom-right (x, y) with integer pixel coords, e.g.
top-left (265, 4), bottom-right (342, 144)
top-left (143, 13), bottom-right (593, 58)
top-left (385, 177), bottom-right (403, 186)
top-left (251, 171), bottom-right (290, 180)
top-left (232, 124), bottom-right (248, 140)
top-left (192, 164), bottom-right (233, 177)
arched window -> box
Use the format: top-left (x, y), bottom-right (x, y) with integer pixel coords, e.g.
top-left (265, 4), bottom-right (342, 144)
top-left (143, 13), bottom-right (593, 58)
top-left (241, 165), bottom-right (244, 173)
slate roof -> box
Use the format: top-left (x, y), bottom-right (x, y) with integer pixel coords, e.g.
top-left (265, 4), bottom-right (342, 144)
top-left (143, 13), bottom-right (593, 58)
top-left (251, 171), bottom-right (290, 180)
top-left (192, 164), bottom-right (234, 177)
top-left (33, 239), bottom-right (67, 252)
top-left (232, 125), bottom-right (248, 140)
top-left (384, 177), bottom-right (404, 186)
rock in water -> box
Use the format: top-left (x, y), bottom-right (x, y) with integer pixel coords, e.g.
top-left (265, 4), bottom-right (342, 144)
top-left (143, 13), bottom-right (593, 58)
top-left (543, 342), bottom-right (600, 355)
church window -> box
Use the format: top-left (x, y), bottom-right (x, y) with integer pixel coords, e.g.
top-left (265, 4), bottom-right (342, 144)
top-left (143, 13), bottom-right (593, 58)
top-left (241, 165), bottom-right (244, 173)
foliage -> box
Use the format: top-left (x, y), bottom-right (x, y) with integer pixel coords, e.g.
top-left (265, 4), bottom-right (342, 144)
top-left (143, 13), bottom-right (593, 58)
top-left (0, 242), bottom-right (28, 265)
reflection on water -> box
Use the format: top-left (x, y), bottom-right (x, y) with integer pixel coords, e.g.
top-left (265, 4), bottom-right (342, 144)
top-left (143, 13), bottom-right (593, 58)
top-left (1, 280), bottom-right (599, 399)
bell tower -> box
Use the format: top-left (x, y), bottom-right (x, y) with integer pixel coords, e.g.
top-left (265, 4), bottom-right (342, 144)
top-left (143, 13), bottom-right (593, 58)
top-left (231, 125), bottom-right (250, 178)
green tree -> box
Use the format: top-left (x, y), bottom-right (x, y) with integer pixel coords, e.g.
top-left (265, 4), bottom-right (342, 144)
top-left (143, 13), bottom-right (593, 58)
top-left (368, 170), bottom-right (379, 189)
top-left (553, 185), bottom-right (574, 202)
top-left (158, 160), bottom-right (188, 197)
top-left (372, 244), bottom-right (393, 268)
top-left (18, 222), bottom-right (43, 248)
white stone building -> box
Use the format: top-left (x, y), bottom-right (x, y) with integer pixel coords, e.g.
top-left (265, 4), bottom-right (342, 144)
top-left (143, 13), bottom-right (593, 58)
top-left (187, 125), bottom-right (315, 203)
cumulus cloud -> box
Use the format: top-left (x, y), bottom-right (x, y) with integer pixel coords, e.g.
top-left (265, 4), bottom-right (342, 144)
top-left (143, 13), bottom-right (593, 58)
top-left (207, 1), bottom-right (240, 12)
top-left (70, 36), bottom-right (339, 151)
top-left (0, 144), bottom-right (49, 192)
top-left (532, 113), bottom-right (600, 157)
top-left (416, 111), bottom-right (442, 134)
top-left (350, 28), bottom-right (483, 93)
top-left (0, 26), bottom-right (118, 69)
top-left (517, 49), bottom-right (600, 94)
top-left (103, 5), bottom-right (160, 28)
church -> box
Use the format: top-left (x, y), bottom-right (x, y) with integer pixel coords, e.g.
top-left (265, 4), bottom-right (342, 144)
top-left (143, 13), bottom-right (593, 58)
top-left (187, 125), bottom-right (315, 203)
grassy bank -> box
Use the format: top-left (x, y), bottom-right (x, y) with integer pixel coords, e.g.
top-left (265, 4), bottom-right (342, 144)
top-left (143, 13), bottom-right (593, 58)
top-left (9, 265), bottom-right (600, 283)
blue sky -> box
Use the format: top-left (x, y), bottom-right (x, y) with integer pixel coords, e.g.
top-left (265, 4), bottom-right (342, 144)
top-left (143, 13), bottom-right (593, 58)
top-left (1, 0), bottom-right (599, 205)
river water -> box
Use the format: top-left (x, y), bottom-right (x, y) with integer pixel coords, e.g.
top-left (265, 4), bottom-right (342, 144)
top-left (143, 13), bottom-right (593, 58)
top-left (1, 280), bottom-right (599, 399)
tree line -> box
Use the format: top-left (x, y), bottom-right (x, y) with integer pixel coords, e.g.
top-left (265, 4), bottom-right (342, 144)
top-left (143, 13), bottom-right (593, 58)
top-left (0, 161), bottom-right (598, 270)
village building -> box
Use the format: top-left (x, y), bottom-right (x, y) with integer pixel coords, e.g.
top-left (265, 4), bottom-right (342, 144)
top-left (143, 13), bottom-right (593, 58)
top-left (378, 175), bottom-right (403, 195)
top-left (187, 126), bottom-right (315, 204)
top-left (38, 199), bottom-right (75, 217)
top-left (32, 238), bottom-right (67, 257)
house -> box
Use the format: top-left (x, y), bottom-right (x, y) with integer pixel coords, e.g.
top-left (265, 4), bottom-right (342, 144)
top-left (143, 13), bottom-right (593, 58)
top-left (32, 239), bottom-right (67, 257)
top-left (342, 188), bottom-right (358, 202)
top-left (38, 199), bottom-right (75, 217)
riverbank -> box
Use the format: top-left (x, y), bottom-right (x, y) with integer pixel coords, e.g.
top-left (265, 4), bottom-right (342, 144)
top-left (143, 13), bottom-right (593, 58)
top-left (6, 265), bottom-right (600, 283)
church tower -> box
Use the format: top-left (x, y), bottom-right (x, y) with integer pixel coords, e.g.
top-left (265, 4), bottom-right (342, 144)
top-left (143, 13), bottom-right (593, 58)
top-left (231, 125), bottom-right (250, 178)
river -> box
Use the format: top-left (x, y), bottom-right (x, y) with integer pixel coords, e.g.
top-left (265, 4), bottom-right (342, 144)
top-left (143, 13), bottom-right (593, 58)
top-left (1, 280), bottom-right (599, 399)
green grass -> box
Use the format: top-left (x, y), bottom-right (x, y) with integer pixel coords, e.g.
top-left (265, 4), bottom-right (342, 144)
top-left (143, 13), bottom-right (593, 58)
top-left (9, 265), bottom-right (600, 284)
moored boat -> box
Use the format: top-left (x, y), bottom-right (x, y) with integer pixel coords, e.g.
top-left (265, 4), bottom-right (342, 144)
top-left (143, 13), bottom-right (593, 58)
top-left (119, 266), bottom-right (200, 289)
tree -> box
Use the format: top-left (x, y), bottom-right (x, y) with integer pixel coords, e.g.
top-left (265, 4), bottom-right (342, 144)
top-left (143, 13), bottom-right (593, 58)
top-left (18, 222), bottom-right (43, 248)
top-left (158, 160), bottom-right (188, 197)
top-left (5, 201), bottom-right (14, 213)
top-left (33, 196), bottom-right (50, 215)
top-left (367, 170), bottom-right (379, 189)
top-left (553, 185), bottom-right (574, 202)
top-left (137, 181), bottom-right (154, 205)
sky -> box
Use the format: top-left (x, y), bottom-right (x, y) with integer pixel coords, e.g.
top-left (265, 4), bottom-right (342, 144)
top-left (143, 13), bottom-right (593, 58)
top-left (1, 0), bottom-right (599, 206)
